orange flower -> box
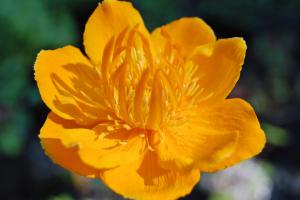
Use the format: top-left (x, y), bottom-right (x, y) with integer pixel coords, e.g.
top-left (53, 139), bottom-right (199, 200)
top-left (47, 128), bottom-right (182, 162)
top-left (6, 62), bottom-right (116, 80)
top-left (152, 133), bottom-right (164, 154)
top-left (34, 0), bottom-right (266, 199)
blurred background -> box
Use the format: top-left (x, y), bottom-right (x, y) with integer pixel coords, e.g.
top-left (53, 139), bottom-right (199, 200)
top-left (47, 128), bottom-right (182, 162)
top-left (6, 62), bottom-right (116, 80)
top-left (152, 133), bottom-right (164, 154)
top-left (0, 0), bottom-right (300, 199)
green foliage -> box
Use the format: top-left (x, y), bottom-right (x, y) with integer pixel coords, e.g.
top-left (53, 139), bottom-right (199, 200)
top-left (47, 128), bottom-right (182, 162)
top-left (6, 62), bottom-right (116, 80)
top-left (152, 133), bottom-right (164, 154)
top-left (263, 123), bottom-right (290, 147)
top-left (48, 194), bottom-right (74, 200)
top-left (0, 0), bottom-right (77, 51)
top-left (209, 193), bottom-right (231, 200)
top-left (0, 125), bottom-right (23, 157)
top-left (0, 0), bottom-right (78, 157)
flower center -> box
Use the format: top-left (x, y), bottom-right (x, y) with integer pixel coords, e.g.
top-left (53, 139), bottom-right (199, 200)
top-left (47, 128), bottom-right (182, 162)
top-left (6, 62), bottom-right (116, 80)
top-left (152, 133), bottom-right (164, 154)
top-left (85, 25), bottom-right (206, 151)
top-left (94, 26), bottom-right (204, 132)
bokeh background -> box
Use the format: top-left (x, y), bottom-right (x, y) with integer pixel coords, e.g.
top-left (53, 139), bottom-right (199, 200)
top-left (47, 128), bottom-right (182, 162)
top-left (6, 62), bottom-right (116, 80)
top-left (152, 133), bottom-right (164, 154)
top-left (1, 0), bottom-right (300, 199)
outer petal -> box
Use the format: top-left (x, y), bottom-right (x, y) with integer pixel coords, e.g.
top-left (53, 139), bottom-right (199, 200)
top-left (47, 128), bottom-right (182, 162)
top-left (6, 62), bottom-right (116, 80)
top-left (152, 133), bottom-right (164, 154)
top-left (156, 112), bottom-right (238, 170)
top-left (40, 113), bottom-right (99, 177)
top-left (156, 98), bottom-right (265, 171)
top-left (34, 45), bottom-right (111, 125)
top-left (80, 125), bottom-right (145, 170)
top-left (189, 38), bottom-right (247, 103)
top-left (39, 112), bottom-right (145, 171)
top-left (84, 0), bottom-right (150, 64)
top-left (151, 17), bottom-right (216, 57)
top-left (100, 151), bottom-right (200, 200)
top-left (34, 46), bottom-right (91, 121)
top-left (41, 139), bottom-right (99, 178)
top-left (197, 98), bottom-right (266, 172)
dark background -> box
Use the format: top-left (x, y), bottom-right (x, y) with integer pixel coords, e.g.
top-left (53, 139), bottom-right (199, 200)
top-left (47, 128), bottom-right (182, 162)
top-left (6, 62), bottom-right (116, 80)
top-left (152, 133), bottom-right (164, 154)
top-left (0, 0), bottom-right (300, 199)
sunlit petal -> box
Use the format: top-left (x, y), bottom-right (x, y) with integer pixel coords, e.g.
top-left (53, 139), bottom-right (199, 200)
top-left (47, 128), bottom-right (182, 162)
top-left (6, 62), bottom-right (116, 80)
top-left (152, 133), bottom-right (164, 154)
top-left (189, 38), bottom-right (247, 103)
top-left (151, 17), bottom-right (216, 58)
top-left (84, 0), bottom-right (150, 64)
top-left (101, 151), bottom-right (200, 200)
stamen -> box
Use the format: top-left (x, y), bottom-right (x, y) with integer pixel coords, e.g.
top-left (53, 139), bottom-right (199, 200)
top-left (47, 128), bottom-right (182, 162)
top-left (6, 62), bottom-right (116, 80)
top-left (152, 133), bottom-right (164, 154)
top-left (123, 124), bottom-right (131, 130)
top-left (107, 114), bottom-right (113, 120)
top-left (118, 140), bottom-right (128, 145)
top-left (107, 126), bottom-right (114, 132)
top-left (95, 131), bottom-right (109, 140)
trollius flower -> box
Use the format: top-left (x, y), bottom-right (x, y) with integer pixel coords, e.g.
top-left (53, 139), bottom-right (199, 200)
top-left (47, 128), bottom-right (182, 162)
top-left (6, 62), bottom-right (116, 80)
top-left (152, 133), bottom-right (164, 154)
top-left (34, 0), bottom-right (266, 199)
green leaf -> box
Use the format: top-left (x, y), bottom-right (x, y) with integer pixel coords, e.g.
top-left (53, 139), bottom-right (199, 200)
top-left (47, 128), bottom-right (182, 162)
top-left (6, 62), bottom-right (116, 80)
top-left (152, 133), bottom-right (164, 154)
top-left (263, 123), bottom-right (289, 147)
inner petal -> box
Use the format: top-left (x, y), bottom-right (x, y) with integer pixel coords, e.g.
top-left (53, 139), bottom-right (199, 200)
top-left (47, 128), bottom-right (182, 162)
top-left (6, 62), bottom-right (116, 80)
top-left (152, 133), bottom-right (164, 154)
top-left (97, 26), bottom-right (186, 132)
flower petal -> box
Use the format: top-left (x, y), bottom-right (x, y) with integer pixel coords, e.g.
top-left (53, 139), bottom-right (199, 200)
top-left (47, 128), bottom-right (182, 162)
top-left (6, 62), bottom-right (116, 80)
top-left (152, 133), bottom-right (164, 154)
top-left (41, 139), bottom-right (99, 178)
top-left (80, 125), bottom-right (145, 170)
top-left (100, 151), bottom-right (200, 200)
top-left (40, 112), bottom-right (145, 171)
top-left (84, 0), bottom-right (150, 64)
top-left (34, 45), bottom-right (110, 125)
top-left (189, 38), bottom-right (247, 103)
top-left (197, 98), bottom-right (266, 172)
top-left (156, 98), bottom-right (265, 171)
top-left (151, 17), bottom-right (216, 57)
top-left (156, 112), bottom-right (238, 170)
top-left (39, 113), bottom-right (99, 177)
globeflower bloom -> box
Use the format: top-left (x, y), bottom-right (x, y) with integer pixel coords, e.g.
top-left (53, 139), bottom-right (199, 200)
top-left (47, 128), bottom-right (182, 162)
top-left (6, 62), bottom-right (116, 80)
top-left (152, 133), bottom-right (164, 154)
top-left (34, 0), bottom-right (266, 199)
